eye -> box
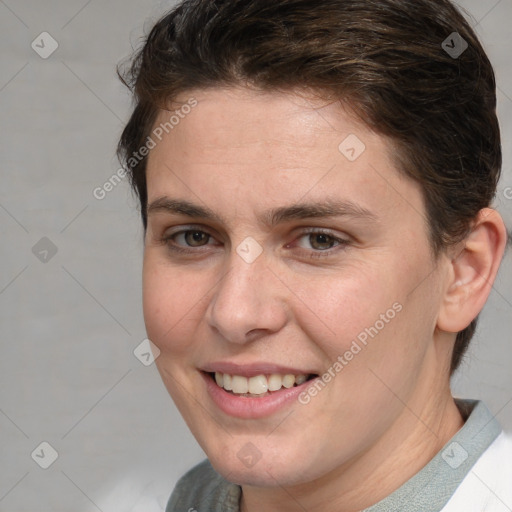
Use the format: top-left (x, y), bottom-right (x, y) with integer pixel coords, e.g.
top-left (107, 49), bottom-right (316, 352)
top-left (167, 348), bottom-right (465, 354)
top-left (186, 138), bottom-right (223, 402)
top-left (300, 232), bottom-right (338, 250)
top-left (160, 227), bottom-right (219, 254)
top-left (295, 231), bottom-right (346, 251)
top-left (174, 230), bottom-right (211, 247)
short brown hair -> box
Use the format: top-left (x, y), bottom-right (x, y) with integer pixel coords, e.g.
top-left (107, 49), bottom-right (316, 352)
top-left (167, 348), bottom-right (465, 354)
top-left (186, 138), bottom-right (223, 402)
top-left (117, 0), bottom-right (501, 374)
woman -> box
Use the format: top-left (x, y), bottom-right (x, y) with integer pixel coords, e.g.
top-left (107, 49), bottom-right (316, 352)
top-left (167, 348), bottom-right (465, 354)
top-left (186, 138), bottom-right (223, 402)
top-left (117, 1), bottom-right (512, 510)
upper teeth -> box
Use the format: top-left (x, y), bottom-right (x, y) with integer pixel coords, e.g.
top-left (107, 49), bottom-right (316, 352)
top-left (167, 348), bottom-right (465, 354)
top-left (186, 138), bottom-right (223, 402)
top-left (214, 372), bottom-right (308, 395)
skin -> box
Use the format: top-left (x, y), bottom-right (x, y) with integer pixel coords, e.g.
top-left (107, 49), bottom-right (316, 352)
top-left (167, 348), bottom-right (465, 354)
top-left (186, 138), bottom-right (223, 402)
top-left (142, 87), bottom-right (507, 511)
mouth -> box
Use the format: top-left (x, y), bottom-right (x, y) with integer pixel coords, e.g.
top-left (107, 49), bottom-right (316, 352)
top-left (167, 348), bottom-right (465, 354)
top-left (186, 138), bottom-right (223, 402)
top-left (199, 363), bottom-right (321, 418)
top-left (204, 371), bottom-right (318, 398)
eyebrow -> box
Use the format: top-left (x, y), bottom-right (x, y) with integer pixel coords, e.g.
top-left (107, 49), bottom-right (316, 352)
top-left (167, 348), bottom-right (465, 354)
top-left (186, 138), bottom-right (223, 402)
top-left (146, 197), bottom-right (377, 227)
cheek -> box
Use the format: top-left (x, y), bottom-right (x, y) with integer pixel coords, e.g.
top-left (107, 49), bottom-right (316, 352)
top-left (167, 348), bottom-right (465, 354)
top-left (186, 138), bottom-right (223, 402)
top-left (142, 252), bottom-right (210, 355)
top-left (295, 254), bottom-right (436, 384)
top-left (291, 262), bottom-right (399, 353)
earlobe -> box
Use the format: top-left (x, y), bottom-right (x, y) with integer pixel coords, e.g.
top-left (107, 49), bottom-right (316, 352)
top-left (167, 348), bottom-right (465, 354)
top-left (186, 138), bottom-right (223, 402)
top-left (437, 208), bottom-right (507, 334)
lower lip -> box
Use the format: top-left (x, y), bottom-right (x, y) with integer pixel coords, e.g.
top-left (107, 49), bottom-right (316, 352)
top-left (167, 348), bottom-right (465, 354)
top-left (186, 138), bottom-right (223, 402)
top-left (201, 372), bottom-right (315, 419)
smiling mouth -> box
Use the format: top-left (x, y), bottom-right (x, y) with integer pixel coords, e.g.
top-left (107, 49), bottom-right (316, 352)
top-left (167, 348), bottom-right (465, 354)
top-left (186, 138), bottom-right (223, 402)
top-left (206, 371), bottom-right (317, 397)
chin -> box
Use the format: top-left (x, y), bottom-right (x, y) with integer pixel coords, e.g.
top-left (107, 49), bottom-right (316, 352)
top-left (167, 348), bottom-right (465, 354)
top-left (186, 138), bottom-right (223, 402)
top-left (211, 458), bottom-right (297, 488)
top-left (205, 441), bottom-right (319, 488)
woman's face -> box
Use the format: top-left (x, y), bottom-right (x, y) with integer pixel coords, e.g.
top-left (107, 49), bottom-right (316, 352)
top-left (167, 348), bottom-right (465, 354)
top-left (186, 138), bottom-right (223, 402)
top-left (143, 87), bottom-right (451, 487)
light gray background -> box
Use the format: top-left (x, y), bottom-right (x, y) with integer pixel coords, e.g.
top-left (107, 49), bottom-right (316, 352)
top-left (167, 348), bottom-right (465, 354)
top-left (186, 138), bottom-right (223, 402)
top-left (0, 1), bottom-right (511, 511)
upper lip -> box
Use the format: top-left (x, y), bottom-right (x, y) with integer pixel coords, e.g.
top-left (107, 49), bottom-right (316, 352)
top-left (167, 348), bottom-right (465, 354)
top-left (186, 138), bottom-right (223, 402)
top-left (200, 361), bottom-right (317, 377)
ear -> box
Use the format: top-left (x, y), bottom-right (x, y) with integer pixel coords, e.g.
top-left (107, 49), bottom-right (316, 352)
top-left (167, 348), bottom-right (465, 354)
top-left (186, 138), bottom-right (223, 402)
top-left (437, 208), bottom-right (508, 334)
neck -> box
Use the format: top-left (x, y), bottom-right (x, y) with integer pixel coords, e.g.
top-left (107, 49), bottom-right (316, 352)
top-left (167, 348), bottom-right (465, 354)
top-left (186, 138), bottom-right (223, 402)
top-left (240, 367), bottom-right (464, 512)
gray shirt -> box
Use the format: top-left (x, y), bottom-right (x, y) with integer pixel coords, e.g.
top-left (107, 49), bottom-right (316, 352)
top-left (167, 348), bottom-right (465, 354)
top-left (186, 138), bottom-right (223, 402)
top-left (166, 399), bottom-right (501, 512)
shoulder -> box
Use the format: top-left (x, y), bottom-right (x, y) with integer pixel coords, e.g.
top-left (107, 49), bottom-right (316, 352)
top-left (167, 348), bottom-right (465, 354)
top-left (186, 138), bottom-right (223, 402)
top-left (165, 459), bottom-right (241, 512)
top-left (441, 431), bottom-right (512, 512)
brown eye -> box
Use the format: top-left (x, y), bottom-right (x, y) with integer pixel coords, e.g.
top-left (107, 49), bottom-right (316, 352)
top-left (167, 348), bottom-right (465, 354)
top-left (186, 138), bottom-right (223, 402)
top-left (308, 233), bottom-right (337, 250)
top-left (182, 230), bottom-right (210, 247)
top-left (291, 230), bottom-right (350, 257)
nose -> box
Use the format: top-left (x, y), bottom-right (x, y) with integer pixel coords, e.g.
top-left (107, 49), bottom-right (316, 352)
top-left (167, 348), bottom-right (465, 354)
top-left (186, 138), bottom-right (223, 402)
top-left (204, 249), bottom-right (288, 345)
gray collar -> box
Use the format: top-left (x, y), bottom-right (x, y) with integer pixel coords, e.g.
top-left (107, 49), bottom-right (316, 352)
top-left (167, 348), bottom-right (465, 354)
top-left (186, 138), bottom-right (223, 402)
top-left (167, 399), bottom-right (501, 512)
top-left (364, 399), bottom-right (501, 512)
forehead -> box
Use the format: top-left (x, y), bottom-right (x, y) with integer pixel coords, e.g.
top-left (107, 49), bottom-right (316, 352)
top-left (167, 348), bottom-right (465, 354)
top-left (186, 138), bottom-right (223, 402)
top-left (145, 87), bottom-right (426, 233)
top-left (151, 87), bottom-right (377, 160)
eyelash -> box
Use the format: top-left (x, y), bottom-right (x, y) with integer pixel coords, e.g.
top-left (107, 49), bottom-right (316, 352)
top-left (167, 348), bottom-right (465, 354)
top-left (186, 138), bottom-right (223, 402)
top-left (290, 229), bottom-right (350, 259)
top-left (159, 226), bottom-right (350, 259)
